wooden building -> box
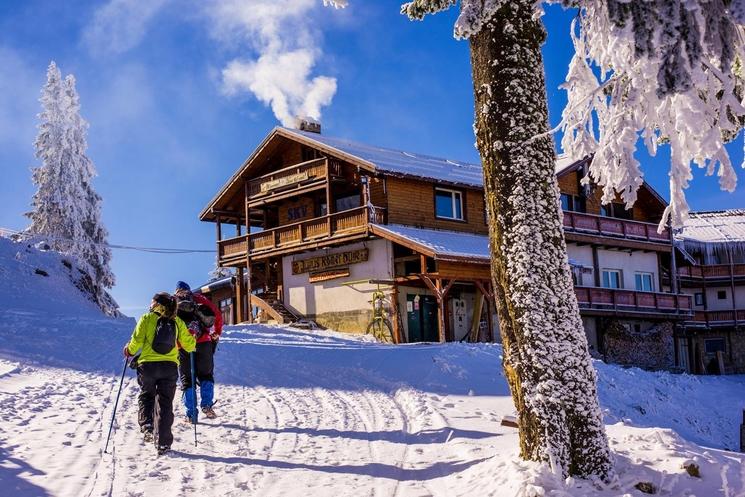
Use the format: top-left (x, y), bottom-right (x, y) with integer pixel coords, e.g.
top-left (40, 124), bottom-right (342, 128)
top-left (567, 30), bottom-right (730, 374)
top-left (674, 210), bottom-right (745, 374)
top-left (199, 125), bottom-right (693, 363)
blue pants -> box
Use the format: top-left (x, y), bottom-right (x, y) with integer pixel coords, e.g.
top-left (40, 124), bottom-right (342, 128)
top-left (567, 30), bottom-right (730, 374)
top-left (179, 341), bottom-right (215, 418)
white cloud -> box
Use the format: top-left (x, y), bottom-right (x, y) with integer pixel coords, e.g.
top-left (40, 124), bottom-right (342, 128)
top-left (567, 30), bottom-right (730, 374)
top-left (206, 0), bottom-right (340, 127)
top-left (83, 0), bottom-right (171, 55)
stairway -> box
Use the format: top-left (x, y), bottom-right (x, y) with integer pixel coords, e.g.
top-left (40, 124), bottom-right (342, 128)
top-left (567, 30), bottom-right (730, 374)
top-left (251, 292), bottom-right (299, 324)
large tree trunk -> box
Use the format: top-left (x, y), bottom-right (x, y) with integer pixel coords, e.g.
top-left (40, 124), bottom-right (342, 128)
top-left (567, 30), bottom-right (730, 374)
top-left (468, 1), bottom-right (612, 479)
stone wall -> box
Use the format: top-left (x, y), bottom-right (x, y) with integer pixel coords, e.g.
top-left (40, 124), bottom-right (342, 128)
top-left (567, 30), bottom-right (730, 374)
top-left (603, 320), bottom-right (675, 370)
top-left (311, 309), bottom-right (373, 334)
top-left (688, 328), bottom-right (745, 374)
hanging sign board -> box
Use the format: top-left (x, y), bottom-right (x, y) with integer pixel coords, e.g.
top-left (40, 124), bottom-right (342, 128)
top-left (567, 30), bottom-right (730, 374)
top-left (260, 171), bottom-right (309, 193)
top-left (309, 268), bottom-right (351, 283)
top-left (292, 248), bottom-right (369, 275)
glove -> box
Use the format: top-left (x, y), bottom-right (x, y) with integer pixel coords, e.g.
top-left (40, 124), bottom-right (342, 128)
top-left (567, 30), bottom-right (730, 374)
top-left (123, 345), bottom-right (132, 358)
top-left (211, 333), bottom-right (220, 342)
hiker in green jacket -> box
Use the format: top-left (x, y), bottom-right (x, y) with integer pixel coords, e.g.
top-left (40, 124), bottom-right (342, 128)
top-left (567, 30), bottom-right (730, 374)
top-left (124, 292), bottom-right (196, 455)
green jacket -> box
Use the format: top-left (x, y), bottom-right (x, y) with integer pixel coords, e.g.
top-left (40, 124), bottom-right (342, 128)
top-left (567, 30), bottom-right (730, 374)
top-left (126, 312), bottom-right (196, 364)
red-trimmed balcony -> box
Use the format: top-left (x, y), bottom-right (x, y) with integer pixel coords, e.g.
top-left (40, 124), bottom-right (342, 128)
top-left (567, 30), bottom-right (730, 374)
top-left (678, 264), bottom-right (745, 280)
top-left (574, 286), bottom-right (693, 318)
top-left (689, 309), bottom-right (745, 327)
top-left (562, 211), bottom-right (671, 246)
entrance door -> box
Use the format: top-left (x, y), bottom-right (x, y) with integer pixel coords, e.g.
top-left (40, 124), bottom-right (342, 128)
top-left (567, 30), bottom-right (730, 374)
top-left (406, 294), bottom-right (439, 342)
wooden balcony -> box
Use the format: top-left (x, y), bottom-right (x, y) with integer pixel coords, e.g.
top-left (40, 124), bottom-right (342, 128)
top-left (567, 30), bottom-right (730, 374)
top-left (562, 211), bottom-right (671, 248)
top-left (247, 158), bottom-right (342, 203)
top-left (218, 206), bottom-right (386, 265)
top-left (574, 286), bottom-right (693, 318)
top-left (678, 263), bottom-right (745, 280)
top-left (689, 310), bottom-right (745, 327)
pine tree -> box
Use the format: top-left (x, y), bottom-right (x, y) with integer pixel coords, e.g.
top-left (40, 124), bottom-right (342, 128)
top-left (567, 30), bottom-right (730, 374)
top-left (25, 62), bottom-right (117, 315)
top-left (209, 256), bottom-right (235, 281)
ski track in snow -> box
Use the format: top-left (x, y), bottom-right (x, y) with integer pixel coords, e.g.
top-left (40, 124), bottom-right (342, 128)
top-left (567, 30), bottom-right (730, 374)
top-left (1, 319), bottom-right (745, 496)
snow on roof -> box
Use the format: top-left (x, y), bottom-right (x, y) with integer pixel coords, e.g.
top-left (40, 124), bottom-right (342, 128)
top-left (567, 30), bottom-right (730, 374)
top-left (372, 223), bottom-right (490, 262)
top-left (555, 154), bottom-right (581, 175)
top-left (677, 209), bottom-right (745, 245)
top-left (283, 128), bottom-right (585, 188)
top-left (283, 128), bottom-right (485, 188)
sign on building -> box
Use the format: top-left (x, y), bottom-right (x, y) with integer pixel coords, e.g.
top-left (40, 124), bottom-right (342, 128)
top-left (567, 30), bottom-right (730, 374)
top-left (292, 249), bottom-right (369, 275)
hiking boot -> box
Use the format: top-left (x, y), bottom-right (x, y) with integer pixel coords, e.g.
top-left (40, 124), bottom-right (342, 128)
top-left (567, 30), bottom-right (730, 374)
top-left (182, 415), bottom-right (197, 425)
top-left (201, 405), bottom-right (217, 419)
top-left (156, 445), bottom-right (170, 456)
top-left (141, 425), bottom-right (154, 443)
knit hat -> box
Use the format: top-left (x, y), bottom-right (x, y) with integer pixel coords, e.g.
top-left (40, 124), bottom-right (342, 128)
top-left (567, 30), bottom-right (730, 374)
top-left (175, 281), bottom-right (191, 293)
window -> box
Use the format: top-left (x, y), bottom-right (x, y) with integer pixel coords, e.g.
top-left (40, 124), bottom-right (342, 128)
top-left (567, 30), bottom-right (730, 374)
top-left (704, 338), bottom-right (726, 355)
top-left (634, 272), bottom-right (654, 292)
top-left (601, 269), bottom-right (622, 289)
top-left (560, 193), bottom-right (586, 212)
top-left (601, 202), bottom-right (633, 220)
top-left (435, 188), bottom-right (464, 221)
top-left (694, 293), bottom-right (704, 306)
top-left (717, 290), bottom-right (727, 300)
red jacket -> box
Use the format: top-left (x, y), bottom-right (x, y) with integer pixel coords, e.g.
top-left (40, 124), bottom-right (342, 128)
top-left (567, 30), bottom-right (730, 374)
top-left (193, 293), bottom-right (223, 343)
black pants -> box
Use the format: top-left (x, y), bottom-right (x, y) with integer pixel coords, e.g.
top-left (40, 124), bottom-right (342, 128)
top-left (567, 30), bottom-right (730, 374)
top-left (179, 341), bottom-right (215, 390)
top-left (137, 361), bottom-right (177, 447)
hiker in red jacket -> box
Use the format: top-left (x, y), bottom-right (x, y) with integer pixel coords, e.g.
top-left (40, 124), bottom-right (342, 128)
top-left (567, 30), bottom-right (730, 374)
top-left (174, 281), bottom-right (223, 421)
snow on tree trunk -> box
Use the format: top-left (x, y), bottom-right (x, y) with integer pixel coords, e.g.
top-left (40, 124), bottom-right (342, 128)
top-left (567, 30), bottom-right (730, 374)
top-left (25, 62), bottom-right (118, 316)
top-left (467, 1), bottom-right (612, 478)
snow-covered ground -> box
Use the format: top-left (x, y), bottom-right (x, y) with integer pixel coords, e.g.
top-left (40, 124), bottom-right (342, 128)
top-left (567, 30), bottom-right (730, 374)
top-left (1, 237), bottom-right (745, 496)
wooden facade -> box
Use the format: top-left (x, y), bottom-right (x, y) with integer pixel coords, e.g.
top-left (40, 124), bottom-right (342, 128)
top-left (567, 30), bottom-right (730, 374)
top-left (200, 127), bottom-right (694, 347)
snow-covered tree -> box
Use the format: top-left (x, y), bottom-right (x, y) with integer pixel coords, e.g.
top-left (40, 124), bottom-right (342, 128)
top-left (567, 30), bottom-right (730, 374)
top-left (558, 0), bottom-right (745, 229)
top-left (330, 0), bottom-right (745, 479)
top-left (25, 62), bottom-right (117, 315)
top-left (209, 256), bottom-right (235, 281)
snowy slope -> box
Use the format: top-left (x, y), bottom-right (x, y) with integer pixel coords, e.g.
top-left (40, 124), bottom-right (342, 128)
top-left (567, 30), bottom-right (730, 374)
top-left (0, 243), bottom-right (744, 496)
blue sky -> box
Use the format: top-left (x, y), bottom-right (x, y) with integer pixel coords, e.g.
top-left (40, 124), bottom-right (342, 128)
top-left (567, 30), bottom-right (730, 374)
top-left (0, 1), bottom-right (742, 317)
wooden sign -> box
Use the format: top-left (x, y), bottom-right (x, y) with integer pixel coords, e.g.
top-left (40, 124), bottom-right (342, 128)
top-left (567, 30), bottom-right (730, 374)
top-left (292, 248), bottom-right (369, 274)
top-left (260, 171), bottom-right (309, 193)
top-left (309, 268), bottom-right (350, 283)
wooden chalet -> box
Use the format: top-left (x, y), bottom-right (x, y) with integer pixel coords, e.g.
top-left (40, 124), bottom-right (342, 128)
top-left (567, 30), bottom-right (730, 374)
top-left (200, 125), bottom-right (693, 360)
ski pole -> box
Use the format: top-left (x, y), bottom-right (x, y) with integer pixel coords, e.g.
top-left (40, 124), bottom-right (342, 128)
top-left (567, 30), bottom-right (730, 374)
top-left (104, 357), bottom-right (129, 454)
top-left (190, 351), bottom-right (197, 446)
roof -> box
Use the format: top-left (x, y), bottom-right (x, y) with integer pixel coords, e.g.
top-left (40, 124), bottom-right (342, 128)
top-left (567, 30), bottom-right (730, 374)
top-left (282, 127), bottom-right (485, 188)
top-left (370, 224), bottom-right (490, 262)
top-left (677, 209), bottom-right (745, 247)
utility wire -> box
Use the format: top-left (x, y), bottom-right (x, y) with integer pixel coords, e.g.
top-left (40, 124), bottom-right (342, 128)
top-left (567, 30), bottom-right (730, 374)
top-left (0, 227), bottom-right (217, 254)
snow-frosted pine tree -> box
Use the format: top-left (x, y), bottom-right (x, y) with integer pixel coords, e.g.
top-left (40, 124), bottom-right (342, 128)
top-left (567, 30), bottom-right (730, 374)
top-left (398, 0), bottom-right (613, 478)
top-left (209, 256), bottom-right (235, 281)
top-left (25, 62), bottom-right (117, 315)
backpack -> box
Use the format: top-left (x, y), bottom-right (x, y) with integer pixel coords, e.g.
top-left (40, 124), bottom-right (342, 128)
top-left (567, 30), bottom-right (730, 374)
top-left (151, 317), bottom-right (177, 354)
top-left (196, 303), bottom-right (216, 328)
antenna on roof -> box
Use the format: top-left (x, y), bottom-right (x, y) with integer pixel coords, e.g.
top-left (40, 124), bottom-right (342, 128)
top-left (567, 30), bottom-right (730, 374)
top-left (294, 116), bottom-right (321, 134)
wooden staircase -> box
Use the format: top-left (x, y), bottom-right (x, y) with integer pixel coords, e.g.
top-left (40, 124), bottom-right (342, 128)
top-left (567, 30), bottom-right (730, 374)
top-left (250, 292), bottom-right (299, 324)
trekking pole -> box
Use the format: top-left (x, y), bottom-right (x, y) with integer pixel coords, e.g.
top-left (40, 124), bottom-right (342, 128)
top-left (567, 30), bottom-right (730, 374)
top-left (104, 357), bottom-right (129, 454)
top-left (190, 351), bottom-right (198, 446)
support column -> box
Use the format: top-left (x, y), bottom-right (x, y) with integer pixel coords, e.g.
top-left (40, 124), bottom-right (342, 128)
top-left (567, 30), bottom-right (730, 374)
top-left (391, 284), bottom-right (401, 344)
top-left (592, 245), bottom-right (601, 287)
top-left (236, 267), bottom-right (244, 323)
top-left (246, 255), bottom-right (253, 323)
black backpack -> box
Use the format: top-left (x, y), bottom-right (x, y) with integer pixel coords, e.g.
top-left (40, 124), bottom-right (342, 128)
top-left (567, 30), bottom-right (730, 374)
top-left (152, 317), bottom-right (177, 354)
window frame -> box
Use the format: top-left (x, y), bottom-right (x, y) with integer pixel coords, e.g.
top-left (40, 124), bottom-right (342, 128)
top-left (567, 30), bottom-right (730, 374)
top-left (634, 272), bottom-right (654, 292)
top-left (434, 187), bottom-right (466, 222)
top-left (601, 269), bottom-right (623, 289)
top-left (704, 338), bottom-right (726, 356)
top-left (694, 292), bottom-right (704, 306)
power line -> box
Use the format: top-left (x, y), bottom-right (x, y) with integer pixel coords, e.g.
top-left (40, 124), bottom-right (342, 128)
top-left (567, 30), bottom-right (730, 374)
top-left (0, 227), bottom-right (216, 254)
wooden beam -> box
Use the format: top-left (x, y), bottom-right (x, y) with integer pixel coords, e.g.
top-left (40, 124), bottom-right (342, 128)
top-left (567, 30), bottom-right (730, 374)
top-left (436, 278), bottom-right (447, 343)
top-left (391, 285), bottom-right (402, 344)
top-left (235, 267), bottom-right (244, 323)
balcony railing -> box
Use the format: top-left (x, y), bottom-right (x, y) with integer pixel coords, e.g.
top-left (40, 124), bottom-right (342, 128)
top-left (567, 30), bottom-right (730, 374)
top-left (218, 206), bottom-right (386, 263)
top-left (690, 310), bottom-right (745, 325)
top-left (247, 158), bottom-right (342, 199)
top-left (574, 286), bottom-right (692, 316)
top-left (563, 211), bottom-right (670, 243)
top-left (678, 263), bottom-right (745, 279)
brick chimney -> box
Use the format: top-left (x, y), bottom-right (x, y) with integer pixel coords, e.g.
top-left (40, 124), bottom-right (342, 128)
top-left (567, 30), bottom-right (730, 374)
top-left (295, 116), bottom-right (321, 134)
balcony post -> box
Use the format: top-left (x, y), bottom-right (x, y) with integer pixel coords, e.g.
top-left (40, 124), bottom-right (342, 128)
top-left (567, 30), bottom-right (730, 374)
top-left (669, 221), bottom-right (679, 294)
